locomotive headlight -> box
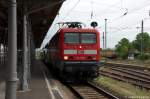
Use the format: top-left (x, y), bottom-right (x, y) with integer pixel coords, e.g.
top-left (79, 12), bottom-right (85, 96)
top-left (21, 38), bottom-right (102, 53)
top-left (64, 56), bottom-right (68, 60)
top-left (79, 46), bottom-right (82, 49)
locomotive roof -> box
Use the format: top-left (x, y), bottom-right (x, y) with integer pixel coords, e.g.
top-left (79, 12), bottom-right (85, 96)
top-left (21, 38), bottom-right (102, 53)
top-left (60, 28), bottom-right (99, 33)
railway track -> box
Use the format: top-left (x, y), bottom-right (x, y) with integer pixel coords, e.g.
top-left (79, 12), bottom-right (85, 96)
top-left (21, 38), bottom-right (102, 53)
top-left (109, 67), bottom-right (150, 81)
top-left (106, 62), bottom-right (150, 71)
top-left (100, 64), bottom-right (150, 90)
top-left (66, 82), bottom-right (119, 99)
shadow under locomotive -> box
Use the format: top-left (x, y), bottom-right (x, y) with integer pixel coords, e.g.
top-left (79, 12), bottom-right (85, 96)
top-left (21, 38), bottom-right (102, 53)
top-left (45, 61), bottom-right (99, 82)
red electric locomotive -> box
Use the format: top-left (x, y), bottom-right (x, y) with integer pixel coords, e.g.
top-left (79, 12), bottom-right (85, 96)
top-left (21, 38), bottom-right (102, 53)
top-left (45, 22), bottom-right (100, 81)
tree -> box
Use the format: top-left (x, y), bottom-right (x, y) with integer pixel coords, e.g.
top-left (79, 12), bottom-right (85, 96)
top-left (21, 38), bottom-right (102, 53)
top-left (115, 38), bottom-right (130, 59)
top-left (132, 32), bottom-right (150, 60)
top-left (133, 32), bottom-right (150, 52)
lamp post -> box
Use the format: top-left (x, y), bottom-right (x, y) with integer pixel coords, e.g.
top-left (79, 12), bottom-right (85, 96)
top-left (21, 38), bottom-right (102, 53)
top-left (136, 20), bottom-right (144, 57)
top-left (103, 32), bottom-right (105, 50)
top-left (105, 19), bottom-right (107, 62)
top-left (141, 20), bottom-right (144, 56)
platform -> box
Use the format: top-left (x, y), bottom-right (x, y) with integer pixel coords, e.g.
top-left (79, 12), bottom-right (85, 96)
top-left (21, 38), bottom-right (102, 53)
top-left (0, 63), bottom-right (6, 99)
top-left (17, 60), bottom-right (52, 99)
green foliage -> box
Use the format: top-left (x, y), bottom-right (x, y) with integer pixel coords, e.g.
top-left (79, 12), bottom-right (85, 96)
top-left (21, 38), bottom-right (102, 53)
top-left (115, 32), bottom-right (150, 60)
top-left (132, 32), bottom-right (150, 52)
top-left (115, 38), bottom-right (130, 59)
top-left (137, 54), bottom-right (150, 60)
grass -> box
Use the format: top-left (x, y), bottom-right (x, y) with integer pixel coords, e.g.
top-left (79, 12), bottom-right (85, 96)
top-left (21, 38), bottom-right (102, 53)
top-left (94, 76), bottom-right (150, 98)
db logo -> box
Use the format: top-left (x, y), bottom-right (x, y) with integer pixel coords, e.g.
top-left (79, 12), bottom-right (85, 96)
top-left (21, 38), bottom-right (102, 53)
top-left (78, 50), bottom-right (84, 54)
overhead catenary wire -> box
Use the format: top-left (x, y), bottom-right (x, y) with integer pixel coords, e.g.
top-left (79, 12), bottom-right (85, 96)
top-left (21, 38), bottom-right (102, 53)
top-left (99, 1), bottom-right (150, 36)
top-left (92, 0), bottom-right (122, 10)
top-left (62, 0), bottom-right (150, 25)
top-left (41, 0), bottom-right (150, 49)
top-left (62, 0), bottom-right (81, 21)
top-left (103, 16), bottom-right (150, 34)
top-left (90, 0), bottom-right (93, 19)
top-left (63, 0), bottom-right (150, 31)
top-left (85, 0), bottom-right (150, 33)
top-left (109, 1), bottom-right (150, 23)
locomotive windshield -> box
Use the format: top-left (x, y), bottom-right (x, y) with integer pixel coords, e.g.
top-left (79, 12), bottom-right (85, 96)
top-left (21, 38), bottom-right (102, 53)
top-left (64, 33), bottom-right (96, 44)
top-left (81, 33), bottom-right (96, 44)
top-left (64, 33), bottom-right (79, 43)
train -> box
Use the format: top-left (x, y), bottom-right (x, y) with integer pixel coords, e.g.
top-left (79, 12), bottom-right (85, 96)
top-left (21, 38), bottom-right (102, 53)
top-left (101, 49), bottom-right (117, 59)
top-left (43, 22), bottom-right (100, 81)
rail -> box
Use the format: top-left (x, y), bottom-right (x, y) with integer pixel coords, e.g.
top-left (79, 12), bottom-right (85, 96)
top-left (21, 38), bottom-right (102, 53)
top-left (105, 62), bottom-right (150, 71)
top-left (100, 65), bottom-right (150, 90)
top-left (66, 82), bottom-right (119, 99)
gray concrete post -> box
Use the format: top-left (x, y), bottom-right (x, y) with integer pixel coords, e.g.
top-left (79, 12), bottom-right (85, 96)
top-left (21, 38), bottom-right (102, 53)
top-left (27, 21), bottom-right (31, 79)
top-left (21, 14), bottom-right (29, 91)
top-left (5, 0), bottom-right (18, 99)
top-left (28, 35), bottom-right (31, 79)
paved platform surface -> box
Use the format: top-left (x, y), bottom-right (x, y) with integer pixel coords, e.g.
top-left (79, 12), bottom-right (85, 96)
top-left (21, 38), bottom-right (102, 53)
top-left (17, 60), bottom-right (52, 99)
top-left (0, 81), bottom-right (5, 99)
top-left (0, 57), bottom-right (6, 99)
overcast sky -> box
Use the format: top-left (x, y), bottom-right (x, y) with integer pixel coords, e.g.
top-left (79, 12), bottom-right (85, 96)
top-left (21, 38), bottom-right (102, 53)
top-left (41, 0), bottom-right (150, 49)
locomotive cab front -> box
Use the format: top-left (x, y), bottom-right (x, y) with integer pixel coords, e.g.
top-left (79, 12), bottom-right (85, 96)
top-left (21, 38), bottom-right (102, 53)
top-left (60, 28), bottom-right (100, 79)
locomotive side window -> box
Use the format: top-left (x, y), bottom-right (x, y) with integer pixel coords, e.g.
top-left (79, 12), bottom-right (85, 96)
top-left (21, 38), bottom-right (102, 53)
top-left (64, 33), bottom-right (79, 43)
top-left (81, 33), bottom-right (96, 44)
